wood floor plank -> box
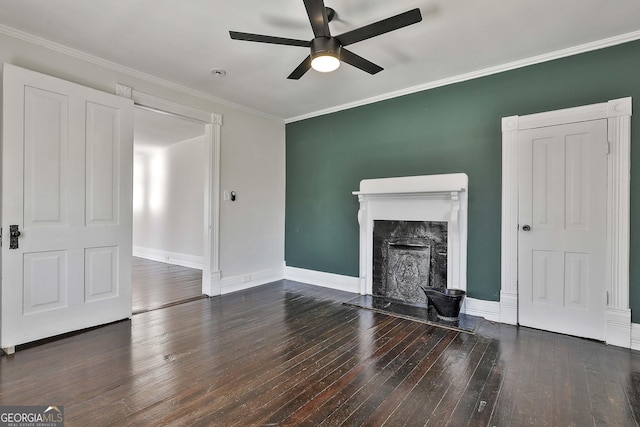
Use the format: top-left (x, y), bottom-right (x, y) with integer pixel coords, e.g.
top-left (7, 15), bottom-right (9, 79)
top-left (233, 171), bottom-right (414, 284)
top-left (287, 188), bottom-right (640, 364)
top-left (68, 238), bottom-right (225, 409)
top-left (132, 257), bottom-right (203, 313)
top-left (446, 338), bottom-right (501, 426)
top-left (317, 325), bottom-right (452, 426)
top-left (382, 331), bottom-right (476, 426)
top-left (238, 318), bottom-right (424, 426)
top-left (76, 296), bottom-right (364, 425)
top-left (598, 344), bottom-right (640, 425)
top-left (486, 325), bottom-right (533, 426)
top-left (247, 316), bottom-right (404, 426)
top-left (357, 328), bottom-right (458, 427)
top-left (304, 320), bottom-right (428, 426)
top-left (1, 274), bottom-right (639, 427)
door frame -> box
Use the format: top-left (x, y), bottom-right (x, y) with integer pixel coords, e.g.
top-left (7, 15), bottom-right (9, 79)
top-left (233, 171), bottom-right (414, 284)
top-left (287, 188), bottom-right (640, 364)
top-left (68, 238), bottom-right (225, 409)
top-left (500, 97), bottom-right (632, 347)
top-left (117, 85), bottom-right (222, 296)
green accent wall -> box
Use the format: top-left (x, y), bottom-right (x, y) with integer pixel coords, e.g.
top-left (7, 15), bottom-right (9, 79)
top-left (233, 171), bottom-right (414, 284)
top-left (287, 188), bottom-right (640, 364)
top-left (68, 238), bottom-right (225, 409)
top-left (286, 39), bottom-right (640, 322)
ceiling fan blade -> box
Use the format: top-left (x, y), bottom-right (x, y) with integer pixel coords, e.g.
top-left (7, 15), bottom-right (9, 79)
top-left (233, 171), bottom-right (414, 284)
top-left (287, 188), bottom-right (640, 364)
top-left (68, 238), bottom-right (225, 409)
top-left (287, 56), bottom-right (312, 79)
top-left (340, 48), bottom-right (383, 75)
top-left (229, 31), bottom-right (309, 47)
top-left (336, 8), bottom-right (422, 46)
top-left (303, 0), bottom-right (330, 37)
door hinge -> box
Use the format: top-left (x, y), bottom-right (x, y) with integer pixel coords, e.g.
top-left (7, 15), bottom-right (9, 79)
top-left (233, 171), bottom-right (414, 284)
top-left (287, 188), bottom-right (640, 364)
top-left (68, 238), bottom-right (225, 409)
top-left (605, 141), bottom-right (611, 155)
top-left (606, 291), bottom-right (609, 305)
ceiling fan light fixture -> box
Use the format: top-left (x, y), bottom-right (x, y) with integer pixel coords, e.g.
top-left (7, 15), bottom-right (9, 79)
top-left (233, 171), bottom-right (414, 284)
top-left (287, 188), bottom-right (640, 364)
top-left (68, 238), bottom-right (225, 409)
top-left (311, 54), bottom-right (340, 72)
top-left (310, 37), bottom-right (341, 73)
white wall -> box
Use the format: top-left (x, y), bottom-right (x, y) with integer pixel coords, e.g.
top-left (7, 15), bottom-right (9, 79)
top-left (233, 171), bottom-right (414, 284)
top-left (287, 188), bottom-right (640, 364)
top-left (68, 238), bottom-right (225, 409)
top-left (133, 137), bottom-right (206, 268)
top-left (219, 112), bottom-right (286, 291)
top-left (0, 31), bottom-right (286, 294)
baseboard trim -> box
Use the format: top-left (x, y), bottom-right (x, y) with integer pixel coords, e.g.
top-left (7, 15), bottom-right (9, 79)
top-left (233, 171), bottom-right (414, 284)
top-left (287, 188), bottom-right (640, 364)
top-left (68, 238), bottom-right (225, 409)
top-left (465, 297), bottom-right (500, 322)
top-left (284, 266), bottom-right (360, 294)
top-left (133, 246), bottom-right (203, 270)
top-left (283, 266), bottom-right (502, 324)
top-left (220, 267), bottom-right (284, 295)
top-left (605, 308), bottom-right (632, 348)
top-left (631, 323), bottom-right (640, 352)
top-left (499, 291), bottom-right (518, 325)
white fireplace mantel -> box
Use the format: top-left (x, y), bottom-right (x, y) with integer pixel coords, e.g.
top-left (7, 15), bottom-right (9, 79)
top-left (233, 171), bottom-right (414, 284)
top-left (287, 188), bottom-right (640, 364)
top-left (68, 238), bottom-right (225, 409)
top-left (353, 173), bottom-right (468, 298)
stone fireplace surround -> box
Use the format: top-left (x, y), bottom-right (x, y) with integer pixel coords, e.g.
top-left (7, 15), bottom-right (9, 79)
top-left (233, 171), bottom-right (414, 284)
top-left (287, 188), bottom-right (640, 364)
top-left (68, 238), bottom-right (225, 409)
top-left (353, 173), bottom-right (468, 312)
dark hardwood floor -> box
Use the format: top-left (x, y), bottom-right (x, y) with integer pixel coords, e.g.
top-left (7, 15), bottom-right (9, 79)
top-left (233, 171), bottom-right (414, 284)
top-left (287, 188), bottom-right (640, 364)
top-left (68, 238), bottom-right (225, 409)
top-left (132, 256), bottom-right (204, 314)
top-left (1, 280), bottom-right (639, 426)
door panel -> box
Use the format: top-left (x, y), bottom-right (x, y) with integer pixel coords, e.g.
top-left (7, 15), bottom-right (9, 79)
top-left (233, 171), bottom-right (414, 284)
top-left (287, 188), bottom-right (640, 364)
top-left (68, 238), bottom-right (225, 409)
top-left (531, 137), bottom-right (561, 230)
top-left (24, 87), bottom-right (69, 227)
top-left (86, 102), bottom-right (119, 225)
top-left (531, 250), bottom-right (559, 305)
top-left (564, 252), bottom-right (588, 310)
top-left (565, 136), bottom-right (589, 230)
top-left (85, 246), bottom-right (119, 302)
top-left (518, 119), bottom-right (607, 340)
top-left (2, 63), bottom-right (133, 351)
top-left (23, 251), bottom-right (68, 314)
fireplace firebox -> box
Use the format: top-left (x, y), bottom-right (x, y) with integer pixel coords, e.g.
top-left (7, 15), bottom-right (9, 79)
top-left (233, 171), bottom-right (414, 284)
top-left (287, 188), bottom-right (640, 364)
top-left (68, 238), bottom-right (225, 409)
top-left (373, 220), bottom-right (447, 305)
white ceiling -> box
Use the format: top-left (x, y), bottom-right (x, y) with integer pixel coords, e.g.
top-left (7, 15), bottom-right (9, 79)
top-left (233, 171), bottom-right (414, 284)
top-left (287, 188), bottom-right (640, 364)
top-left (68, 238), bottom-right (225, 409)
top-left (1, 0), bottom-right (639, 121)
top-left (134, 107), bottom-right (205, 153)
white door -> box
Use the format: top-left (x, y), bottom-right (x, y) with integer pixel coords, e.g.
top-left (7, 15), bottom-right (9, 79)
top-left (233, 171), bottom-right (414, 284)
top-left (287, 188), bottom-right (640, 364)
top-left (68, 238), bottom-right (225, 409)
top-left (1, 64), bottom-right (134, 353)
top-left (518, 119), bottom-right (608, 340)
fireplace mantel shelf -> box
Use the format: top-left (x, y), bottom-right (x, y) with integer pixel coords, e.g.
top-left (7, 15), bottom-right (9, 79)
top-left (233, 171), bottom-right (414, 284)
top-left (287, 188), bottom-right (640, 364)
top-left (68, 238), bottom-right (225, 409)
top-left (352, 173), bottom-right (468, 196)
top-left (353, 188), bottom-right (465, 196)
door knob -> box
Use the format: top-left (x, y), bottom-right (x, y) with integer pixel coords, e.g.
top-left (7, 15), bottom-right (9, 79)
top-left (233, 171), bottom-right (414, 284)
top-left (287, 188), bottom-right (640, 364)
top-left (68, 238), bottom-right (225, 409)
top-left (522, 225), bottom-right (531, 232)
top-left (9, 225), bottom-right (20, 249)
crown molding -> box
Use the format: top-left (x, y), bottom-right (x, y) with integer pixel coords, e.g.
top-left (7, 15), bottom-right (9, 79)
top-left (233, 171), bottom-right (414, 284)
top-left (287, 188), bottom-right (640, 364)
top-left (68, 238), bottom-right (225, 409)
top-left (2, 23), bottom-right (638, 125)
top-left (0, 24), bottom-right (284, 124)
top-left (285, 30), bottom-right (640, 123)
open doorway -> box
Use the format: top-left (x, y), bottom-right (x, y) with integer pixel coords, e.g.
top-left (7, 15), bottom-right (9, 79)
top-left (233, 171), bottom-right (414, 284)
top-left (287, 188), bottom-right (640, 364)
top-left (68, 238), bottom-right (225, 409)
top-left (132, 106), bottom-right (207, 313)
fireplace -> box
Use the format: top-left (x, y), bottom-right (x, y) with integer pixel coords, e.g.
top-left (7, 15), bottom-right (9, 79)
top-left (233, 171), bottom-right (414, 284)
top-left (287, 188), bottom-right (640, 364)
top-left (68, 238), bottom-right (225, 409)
top-left (353, 174), bottom-right (468, 311)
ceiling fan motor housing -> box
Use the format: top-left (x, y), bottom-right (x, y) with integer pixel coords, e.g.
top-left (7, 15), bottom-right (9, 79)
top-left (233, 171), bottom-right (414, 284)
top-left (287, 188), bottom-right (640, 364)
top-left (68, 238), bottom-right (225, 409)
top-left (310, 37), bottom-right (342, 60)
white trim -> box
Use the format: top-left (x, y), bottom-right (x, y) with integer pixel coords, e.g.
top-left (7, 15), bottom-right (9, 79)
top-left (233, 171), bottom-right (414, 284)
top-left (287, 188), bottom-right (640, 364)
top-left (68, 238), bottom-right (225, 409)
top-left (286, 31), bottom-right (640, 123)
top-left (499, 290), bottom-right (518, 325)
top-left (126, 89), bottom-right (223, 296)
top-left (465, 298), bottom-right (500, 323)
top-left (0, 24), bottom-right (283, 124)
top-left (220, 267), bottom-right (284, 295)
top-left (632, 323), bottom-right (640, 352)
top-left (500, 116), bottom-right (520, 326)
top-left (283, 265), bottom-right (505, 323)
top-left (501, 97), bottom-right (632, 347)
top-left (284, 266), bottom-right (501, 323)
top-left (203, 116), bottom-right (222, 296)
top-left (605, 308), bottom-right (632, 348)
top-left (284, 266), bottom-right (360, 294)
top-left (133, 246), bottom-right (203, 270)
top-left (2, 346), bottom-right (15, 356)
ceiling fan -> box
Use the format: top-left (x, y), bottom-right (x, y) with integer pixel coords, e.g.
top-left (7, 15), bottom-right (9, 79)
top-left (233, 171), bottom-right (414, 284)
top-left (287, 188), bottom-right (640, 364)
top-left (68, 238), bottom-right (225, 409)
top-left (229, 0), bottom-right (422, 79)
